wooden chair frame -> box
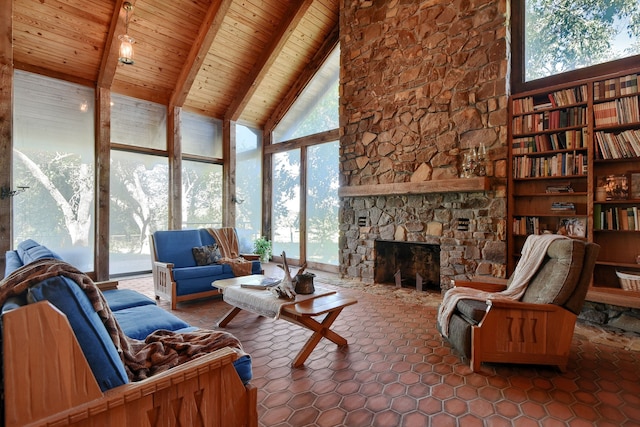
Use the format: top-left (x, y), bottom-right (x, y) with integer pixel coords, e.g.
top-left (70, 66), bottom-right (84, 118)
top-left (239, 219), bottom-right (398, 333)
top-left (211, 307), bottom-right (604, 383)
top-left (454, 280), bottom-right (580, 372)
top-left (3, 301), bottom-right (257, 427)
top-left (149, 234), bottom-right (222, 310)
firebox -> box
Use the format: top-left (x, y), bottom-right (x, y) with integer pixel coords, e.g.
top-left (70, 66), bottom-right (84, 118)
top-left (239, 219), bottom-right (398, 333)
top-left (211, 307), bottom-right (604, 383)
top-left (374, 240), bottom-right (440, 290)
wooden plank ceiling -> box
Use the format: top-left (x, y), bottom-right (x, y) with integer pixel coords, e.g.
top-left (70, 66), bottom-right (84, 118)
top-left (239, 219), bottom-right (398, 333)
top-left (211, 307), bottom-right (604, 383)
top-left (11, 0), bottom-right (339, 129)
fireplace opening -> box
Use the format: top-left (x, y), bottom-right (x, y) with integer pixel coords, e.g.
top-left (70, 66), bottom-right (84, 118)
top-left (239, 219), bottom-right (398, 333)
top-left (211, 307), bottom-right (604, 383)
top-left (375, 240), bottom-right (440, 291)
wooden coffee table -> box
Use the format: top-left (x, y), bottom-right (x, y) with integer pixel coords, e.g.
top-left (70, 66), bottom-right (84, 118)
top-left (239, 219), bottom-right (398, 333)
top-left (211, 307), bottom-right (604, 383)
top-left (214, 275), bottom-right (357, 367)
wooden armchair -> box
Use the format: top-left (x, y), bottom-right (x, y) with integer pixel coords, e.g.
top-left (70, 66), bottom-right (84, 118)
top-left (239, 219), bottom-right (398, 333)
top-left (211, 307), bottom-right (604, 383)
top-left (3, 301), bottom-right (257, 427)
top-left (440, 239), bottom-right (599, 372)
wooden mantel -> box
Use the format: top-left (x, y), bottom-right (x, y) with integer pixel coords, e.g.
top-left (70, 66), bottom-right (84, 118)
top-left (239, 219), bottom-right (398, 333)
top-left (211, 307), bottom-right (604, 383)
top-left (338, 177), bottom-right (490, 198)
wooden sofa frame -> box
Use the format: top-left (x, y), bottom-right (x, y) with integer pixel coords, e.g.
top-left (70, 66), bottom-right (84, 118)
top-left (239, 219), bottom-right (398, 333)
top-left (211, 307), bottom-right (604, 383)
top-left (3, 301), bottom-right (257, 427)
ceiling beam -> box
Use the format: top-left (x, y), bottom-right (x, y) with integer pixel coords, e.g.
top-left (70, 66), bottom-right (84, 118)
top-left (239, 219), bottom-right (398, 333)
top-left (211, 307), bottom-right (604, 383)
top-left (97, 0), bottom-right (127, 89)
top-left (169, 0), bottom-right (232, 110)
top-left (264, 23), bottom-right (339, 134)
top-left (224, 0), bottom-right (314, 122)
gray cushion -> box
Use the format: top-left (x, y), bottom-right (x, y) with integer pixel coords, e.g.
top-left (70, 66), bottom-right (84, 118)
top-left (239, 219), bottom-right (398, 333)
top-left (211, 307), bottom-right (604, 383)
top-left (522, 239), bottom-right (585, 306)
top-left (456, 299), bottom-right (488, 324)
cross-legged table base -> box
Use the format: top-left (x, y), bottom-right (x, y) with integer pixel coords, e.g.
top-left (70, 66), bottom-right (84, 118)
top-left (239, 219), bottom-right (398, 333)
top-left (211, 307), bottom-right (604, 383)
top-left (215, 277), bottom-right (357, 367)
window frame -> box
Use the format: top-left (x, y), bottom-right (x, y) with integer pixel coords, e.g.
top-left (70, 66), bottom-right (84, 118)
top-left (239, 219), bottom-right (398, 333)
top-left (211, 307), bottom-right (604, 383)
top-left (511, 0), bottom-right (640, 94)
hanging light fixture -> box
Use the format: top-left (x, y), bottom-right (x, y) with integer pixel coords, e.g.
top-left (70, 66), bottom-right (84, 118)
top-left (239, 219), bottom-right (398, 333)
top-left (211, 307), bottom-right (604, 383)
top-left (118, 2), bottom-right (135, 65)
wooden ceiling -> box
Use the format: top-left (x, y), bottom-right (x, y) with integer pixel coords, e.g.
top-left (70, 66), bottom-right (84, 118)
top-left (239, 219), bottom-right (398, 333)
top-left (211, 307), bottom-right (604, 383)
top-left (10, 0), bottom-right (339, 129)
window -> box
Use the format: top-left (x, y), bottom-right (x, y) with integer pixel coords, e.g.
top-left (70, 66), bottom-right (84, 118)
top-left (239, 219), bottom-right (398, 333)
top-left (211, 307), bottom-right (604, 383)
top-left (514, 0), bottom-right (640, 90)
top-left (110, 95), bottom-right (168, 276)
top-left (182, 111), bottom-right (223, 158)
top-left (236, 125), bottom-right (263, 245)
top-left (110, 151), bottom-right (168, 275)
top-left (269, 46), bottom-right (340, 267)
top-left (13, 71), bottom-right (95, 272)
top-left (182, 160), bottom-right (223, 229)
top-left (273, 48), bottom-right (339, 143)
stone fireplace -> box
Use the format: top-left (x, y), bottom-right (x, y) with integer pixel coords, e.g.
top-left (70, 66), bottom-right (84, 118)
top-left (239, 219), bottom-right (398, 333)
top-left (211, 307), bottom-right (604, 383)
top-left (375, 240), bottom-right (440, 290)
top-left (337, 0), bottom-right (509, 291)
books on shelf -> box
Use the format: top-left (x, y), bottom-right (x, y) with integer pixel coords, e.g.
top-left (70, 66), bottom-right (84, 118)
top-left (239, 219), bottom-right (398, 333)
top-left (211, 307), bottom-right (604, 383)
top-left (593, 96), bottom-right (640, 127)
top-left (595, 206), bottom-right (639, 231)
top-left (546, 182), bottom-right (574, 193)
top-left (512, 129), bottom-right (586, 154)
top-left (513, 216), bottom-right (540, 235)
top-left (512, 85), bottom-right (587, 115)
top-left (594, 73), bottom-right (640, 100)
top-left (512, 107), bottom-right (586, 134)
top-left (550, 202), bottom-right (576, 212)
top-left (512, 152), bottom-right (587, 178)
top-left (595, 129), bottom-right (640, 159)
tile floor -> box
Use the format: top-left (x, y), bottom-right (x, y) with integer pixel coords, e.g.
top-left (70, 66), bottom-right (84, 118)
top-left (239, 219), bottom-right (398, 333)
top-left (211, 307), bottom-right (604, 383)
top-left (119, 266), bottom-right (640, 427)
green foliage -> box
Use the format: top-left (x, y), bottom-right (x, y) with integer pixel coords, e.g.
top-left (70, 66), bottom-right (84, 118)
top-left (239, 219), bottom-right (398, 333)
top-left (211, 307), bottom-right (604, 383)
top-left (525, 0), bottom-right (640, 80)
top-left (254, 236), bottom-right (272, 260)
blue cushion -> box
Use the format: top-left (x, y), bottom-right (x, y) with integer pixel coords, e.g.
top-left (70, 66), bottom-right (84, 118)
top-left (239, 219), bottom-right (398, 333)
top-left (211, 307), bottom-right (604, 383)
top-left (233, 355), bottom-right (253, 384)
top-left (17, 240), bottom-right (62, 265)
top-left (27, 276), bottom-right (129, 391)
top-left (103, 289), bottom-right (156, 311)
top-left (113, 304), bottom-right (191, 340)
top-left (173, 264), bottom-right (230, 280)
top-left (4, 251), bottom-right (23, 276)
top-left (153, 230), bottom-right (202, 268)
top-left (198, 229), bottom-right (217, 246)
top-left (179, 274), bottom-right (235, 296)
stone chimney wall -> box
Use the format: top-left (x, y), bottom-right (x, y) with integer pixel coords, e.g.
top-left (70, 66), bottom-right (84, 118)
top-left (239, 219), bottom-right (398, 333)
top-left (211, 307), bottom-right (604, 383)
top-left (339, 0), bottom-right (509, 289)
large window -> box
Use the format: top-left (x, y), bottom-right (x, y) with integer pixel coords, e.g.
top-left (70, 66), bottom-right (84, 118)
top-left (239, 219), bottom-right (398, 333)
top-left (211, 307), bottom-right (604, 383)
top-left (181, 111), bottom-right (224, 230)
top-left (110, 94), bottom-right (168, 276)
top-left (13, 71), bottom-right (95, 272)
top-left (236, 125), bottom-right (263, 251)
top-left (515, 0), bottom-right (640, 89)
top-left (270, 46), bottom-right (339, 268)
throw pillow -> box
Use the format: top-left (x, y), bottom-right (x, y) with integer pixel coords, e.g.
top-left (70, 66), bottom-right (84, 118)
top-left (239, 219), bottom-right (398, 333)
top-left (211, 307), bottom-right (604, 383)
top-left (192, 244), bottom-right (222, 266)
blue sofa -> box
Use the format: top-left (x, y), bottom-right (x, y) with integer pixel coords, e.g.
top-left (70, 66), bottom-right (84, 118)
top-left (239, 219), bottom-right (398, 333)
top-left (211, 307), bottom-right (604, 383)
top-left (150, 228), bottom-right (261, 309)
top-left (2, 240), bottom-right (256, 426)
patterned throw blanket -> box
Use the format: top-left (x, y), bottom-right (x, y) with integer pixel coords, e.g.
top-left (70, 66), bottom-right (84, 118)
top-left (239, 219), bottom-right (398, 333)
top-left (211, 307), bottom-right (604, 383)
top-left (0, 258), bottom-right (245, 381)
top-left (207, 227), bottom-right (254, 277)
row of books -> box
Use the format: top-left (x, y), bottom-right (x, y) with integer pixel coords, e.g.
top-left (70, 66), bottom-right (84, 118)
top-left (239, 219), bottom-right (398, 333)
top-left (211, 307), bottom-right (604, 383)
top-left (594, 205), bottom-right (640, 231)
top-left (593, 96), bottom-right (640, 127)
top-left (595, 129), bottom-right (640, 160)
top-left (512, 107), bottom-right (586, 134)
top-left (512, 152), bottom-right (588, 178)
top-left (594, 74), bottom-right (640, 100)
top-left (512, 129), bottom-right (586, 154)
top-left (512, 85), bottom-right (587, 114)
top-left (513, 216), bottom-right (541, 235)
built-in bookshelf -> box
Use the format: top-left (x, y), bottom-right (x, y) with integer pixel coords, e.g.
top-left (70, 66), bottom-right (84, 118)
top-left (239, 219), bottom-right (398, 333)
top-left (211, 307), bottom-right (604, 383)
top-left (508, 67), bottom-right (640, 308)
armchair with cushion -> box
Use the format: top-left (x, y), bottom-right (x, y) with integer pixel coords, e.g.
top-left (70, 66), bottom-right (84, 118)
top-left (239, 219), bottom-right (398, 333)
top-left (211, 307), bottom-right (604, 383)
top-left (438, 237), bottom-right (599, 372)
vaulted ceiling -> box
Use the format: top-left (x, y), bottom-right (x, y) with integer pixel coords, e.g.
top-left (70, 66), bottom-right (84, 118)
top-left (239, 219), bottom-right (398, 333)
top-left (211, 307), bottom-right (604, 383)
top-left (10, 0), bottom-right (340, 129)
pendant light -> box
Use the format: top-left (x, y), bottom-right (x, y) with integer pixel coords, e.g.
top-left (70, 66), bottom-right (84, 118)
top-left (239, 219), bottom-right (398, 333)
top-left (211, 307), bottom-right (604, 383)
top-left (118, 2), bottom-right (135, 65)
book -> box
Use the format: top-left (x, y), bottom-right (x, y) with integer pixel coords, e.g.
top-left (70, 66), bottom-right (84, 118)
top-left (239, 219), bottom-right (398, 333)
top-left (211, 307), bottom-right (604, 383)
top-left (240, 277), bottom-right (281, 290)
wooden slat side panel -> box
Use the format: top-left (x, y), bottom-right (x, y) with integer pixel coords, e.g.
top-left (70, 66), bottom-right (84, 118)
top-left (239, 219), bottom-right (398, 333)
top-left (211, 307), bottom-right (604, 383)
top-left (4, 302), bottom-right (102, 427)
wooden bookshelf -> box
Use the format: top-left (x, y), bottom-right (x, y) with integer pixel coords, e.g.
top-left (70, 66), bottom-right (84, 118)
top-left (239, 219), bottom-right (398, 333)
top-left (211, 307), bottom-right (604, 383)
top-left (508, 67), bottom-right (640, 308)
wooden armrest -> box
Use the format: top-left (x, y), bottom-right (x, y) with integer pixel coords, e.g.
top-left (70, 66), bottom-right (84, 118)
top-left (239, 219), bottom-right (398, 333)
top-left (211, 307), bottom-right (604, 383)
top-left (454, 280), bottom-right (507, 292)
top-left (153, 261), bottom-right (175, 269)
top-left (486, 299), bottom-right (563, 312)
top-left (95, 280), bottom-right (119, 291)
top-left (241, 254), bottom-right (261, 261)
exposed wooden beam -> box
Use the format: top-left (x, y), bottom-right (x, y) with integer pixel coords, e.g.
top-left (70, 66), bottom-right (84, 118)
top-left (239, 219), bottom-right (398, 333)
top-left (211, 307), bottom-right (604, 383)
top-left (97, 0), bottom-right (127, 89)
top-left (169, 0), bottom-right (232, 109)
top-left (224, 0), bottom-right (315, 122)
top-left (0, 0), bottom-right (13, 274)
top-left (13, 61), bottom-right (95, 88)
top-left (264, 23), bottom-right (339, 134)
